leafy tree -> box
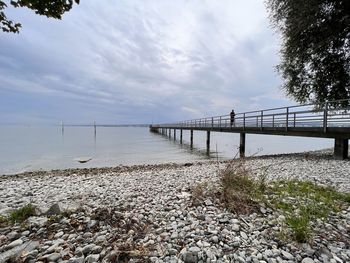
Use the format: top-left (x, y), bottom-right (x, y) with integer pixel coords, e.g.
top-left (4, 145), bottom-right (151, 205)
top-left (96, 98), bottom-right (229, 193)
top-left (266, 0), bottom-right (350, 107)
top-left (0, 0), bottom-right (80, 33)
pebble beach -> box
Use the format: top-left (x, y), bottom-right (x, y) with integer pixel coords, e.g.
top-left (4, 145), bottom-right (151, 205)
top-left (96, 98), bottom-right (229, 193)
top-left (0, 150), bottom-right (349, 263)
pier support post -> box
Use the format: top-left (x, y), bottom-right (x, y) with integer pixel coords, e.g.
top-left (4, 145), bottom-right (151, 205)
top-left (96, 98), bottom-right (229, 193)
top-left (334, 138), bottom-right (348, 160)
top-left (190, 130), bottom-right (194, 148)
top-left (206, 131), bottom-right (210, 154)
top-left (180, 129), bottom-right (183, 144)
top-left (240, 132), bottom-right (246, 158)
top-left (174, 129), bottom-right (176, 140)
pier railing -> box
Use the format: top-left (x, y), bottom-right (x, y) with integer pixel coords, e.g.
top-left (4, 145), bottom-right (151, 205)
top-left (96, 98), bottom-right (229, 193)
top-left (154, 99), bottom-right (350, 132)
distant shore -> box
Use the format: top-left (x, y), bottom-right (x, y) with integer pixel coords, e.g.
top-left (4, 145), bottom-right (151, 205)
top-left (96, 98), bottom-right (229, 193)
top-left (0, 149), bottom-right (349, 262)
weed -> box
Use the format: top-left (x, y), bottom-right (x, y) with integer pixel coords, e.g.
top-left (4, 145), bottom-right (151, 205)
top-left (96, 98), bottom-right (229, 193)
top-left (0, 215), bottom-right (8, 226)
top-left (191, 182), bottom-right (210, 206)
top-left (219, 161), bottom-right (260, 214)
top-left (48, 215), bottom-right (62, 223)
top-left (267, 180), bottom-right (350, 242)
top-left (286, 212), bottom-right (310, 242)
top-left (208, 160), bottom-right (350, 243)
top-left (9, 204), bottom-right (36, 224)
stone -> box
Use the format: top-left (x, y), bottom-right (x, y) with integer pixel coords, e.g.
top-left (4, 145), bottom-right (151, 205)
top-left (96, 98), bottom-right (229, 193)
top-left (82, 244), bottom-right (95, 255)
top-left (21, 230), bottom-right (30, 237)
top-left (0, 241), bottom-right (39, 263)
top-left (7, 239), bottom-right (23, 249)
top-left (44, 252), bottom-right (61, 262)
top-left (189, 246), bottom-right (201, 253)
top-left (85, 254), bottom-right (100, 263)
top-left (232, 224), bottom-right (240, 232)
top-left (211, 236), bottom-right (219, 243)
top-left (171, 232), bottom-right (178, 239)
top-left (240, 231), bottom-right (248, 240)
top-left (182, 252), bottom-right (198, 263)
top-left (27, 216), bottom-right (48, 227)
top-left (301, 258), bottom-right (315, 263)
top-left (7, 231), bottom-right (20, 241)
top-left (46, 203), bottom-right (61, 216)
top-left (68, 257), bottom-right (84, 263)
top-left (54, 231), bottom-right (64, 239)
top-left (281, 250), bottom-right (294, 260)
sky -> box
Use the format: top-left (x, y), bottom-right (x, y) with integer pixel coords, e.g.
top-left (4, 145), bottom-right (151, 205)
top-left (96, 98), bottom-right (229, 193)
top-left (0, 0), bottom-right (291, 125)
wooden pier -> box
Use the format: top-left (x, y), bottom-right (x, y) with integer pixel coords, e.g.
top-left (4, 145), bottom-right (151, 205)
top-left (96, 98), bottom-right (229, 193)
top-left (150, 99), bottom-right (350, 159)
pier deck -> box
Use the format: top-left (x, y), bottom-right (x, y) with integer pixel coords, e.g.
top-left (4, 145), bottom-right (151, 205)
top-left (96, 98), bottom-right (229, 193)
top-left (151, 99), bottom-right (350, 159)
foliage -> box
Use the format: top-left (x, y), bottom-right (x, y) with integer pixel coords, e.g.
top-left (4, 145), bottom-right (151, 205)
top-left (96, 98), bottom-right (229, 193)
top-left (219, 161), bottom-right (262, 214)
top-left (213, 160), bottom-right (350, 242)
top-left (9, 203), bottom-right (36, 223)
top-left (266, 0), bottom-right (350, 107)
top-left (0, 0), bottom-right (80, 33)
top-left (0, 214), bottom-right (8, 226)
top-left (191, 182), bottom-right (209, 206)
top-left (268, 180), bottom-right (350, 242)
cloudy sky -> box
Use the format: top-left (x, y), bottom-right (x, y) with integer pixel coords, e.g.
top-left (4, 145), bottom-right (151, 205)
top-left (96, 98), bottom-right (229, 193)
top-left (0, 0), bottom-right (290, 125)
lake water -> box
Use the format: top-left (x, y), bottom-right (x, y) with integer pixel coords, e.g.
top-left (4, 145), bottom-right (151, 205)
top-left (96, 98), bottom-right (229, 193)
top-left (0, 125), bottom-right (334, 175)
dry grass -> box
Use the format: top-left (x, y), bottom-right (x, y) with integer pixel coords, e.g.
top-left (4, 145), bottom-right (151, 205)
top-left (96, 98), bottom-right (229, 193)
top-left (218, 160), bottom-right (261, 214)
top-left (190, 182), bottom-right (210, 206)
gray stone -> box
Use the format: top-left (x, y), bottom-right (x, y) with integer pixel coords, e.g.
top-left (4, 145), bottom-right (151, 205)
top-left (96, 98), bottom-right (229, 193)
top-left (211, 236), bottom-right (219, 243)
top-left (21, 230), bottom-right (30, 237)
top-left (189, 246), bottom-right (201, 253)
top-left (44, 252), bottom-right (61, 262)
top-left (68, 257), bottom-right (84, 263)
top-left (0, 241), bottom-right (39, 263)
top-left (240, 231), bottom-right (248, 240)
top-left (281, 250), bottom-right (294, 260)
top-left (82, 244), bottom-right (95, 255)
top-left (232, 224), bottom-right (240, 231)
top-left (7, 231), bottom-right (20, 241)
top-left (27, 216), bottom-right (48, 227)
top-left (46, 203), bottom-right (61, 216)
top-left (54, 231), bottom-right (64, 239)
top-left (91, 245), bottom-right (102, 254)
top-left (85, 254), bottom-right (100, 263)
top-left (182, 252), bottom-right (198, 263)
top-left (7, 238), bottom-right (23, 249)
top-left (302, 258), bottom-right (315, 263)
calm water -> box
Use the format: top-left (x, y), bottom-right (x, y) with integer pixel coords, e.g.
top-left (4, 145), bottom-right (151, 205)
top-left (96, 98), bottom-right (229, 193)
top-left (0, 125), bottom-right (333, 175)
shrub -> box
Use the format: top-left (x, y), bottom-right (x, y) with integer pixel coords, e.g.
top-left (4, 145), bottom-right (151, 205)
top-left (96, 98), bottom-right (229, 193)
top-left (9, 204), bottom-right (36, 223)
top-left (219, 161), bottom-right (261, 214)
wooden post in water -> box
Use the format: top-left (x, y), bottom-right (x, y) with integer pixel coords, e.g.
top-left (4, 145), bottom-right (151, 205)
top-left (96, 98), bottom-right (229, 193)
top-left (174, 129), bottom-right (176, 140)
top-left (240, 132), bottom-right (246, 158)
top-left (61, 121), bottom-right (64, 135)
top-left (180, 129), bottom-right (183, 144)
top-left (334, 138), bottom-right (349, 160)
top-left (190, 130), bottom-right (194, 148)
top-left (94, 121), bottom-right (96, 138)
top-left (206, 131), bottom-right (210, 154)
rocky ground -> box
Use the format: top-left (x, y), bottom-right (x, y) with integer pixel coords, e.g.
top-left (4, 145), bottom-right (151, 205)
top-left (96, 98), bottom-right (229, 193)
top-left (0, 151), bottom-right (349, 263)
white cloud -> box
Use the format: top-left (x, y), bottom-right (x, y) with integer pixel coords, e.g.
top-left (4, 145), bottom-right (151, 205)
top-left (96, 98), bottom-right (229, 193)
top-left (0, 0), bottom-right (287, 124)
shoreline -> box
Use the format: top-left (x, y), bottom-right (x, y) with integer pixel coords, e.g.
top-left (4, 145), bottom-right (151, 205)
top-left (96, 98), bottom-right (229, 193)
top-left (0, 150), bottom-right (349, 262)
top-left (0, 148), bottom-right (344, 179)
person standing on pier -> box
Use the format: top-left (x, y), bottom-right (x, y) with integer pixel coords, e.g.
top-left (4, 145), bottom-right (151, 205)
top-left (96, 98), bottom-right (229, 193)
top-left (230, 109), bottom-right (236, 127)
